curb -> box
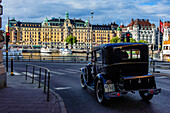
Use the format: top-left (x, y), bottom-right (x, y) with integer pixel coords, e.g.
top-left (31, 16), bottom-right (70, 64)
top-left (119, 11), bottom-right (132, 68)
top-left (50, 89), bottom-right (67, 113)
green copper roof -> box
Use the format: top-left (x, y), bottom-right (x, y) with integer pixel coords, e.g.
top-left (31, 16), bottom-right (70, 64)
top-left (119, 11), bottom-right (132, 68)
top-left (65, 11), bottom-right (69, 20)
top-left (44, 17), bottom-right (48, 22)
top-left (84, 20), bottom-right (89, 26)
top-left (117, 26), bottom-right (122, 31)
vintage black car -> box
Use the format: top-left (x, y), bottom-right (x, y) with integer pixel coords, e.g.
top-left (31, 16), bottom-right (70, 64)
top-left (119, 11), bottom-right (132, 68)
top-left (80, 43), bottom-right (161, 104)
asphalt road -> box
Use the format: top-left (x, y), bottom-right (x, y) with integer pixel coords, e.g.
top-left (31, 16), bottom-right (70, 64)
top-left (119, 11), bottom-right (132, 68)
top-left (4, 62), bottom-right (170, 113)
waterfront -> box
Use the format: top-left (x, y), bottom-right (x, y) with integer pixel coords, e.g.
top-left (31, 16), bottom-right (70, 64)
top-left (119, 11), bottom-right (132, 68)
top-left (23, 52), bottom-right (87, 56)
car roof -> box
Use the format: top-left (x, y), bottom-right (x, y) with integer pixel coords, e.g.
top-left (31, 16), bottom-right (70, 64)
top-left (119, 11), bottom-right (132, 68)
top-left (92, 43), bottom-right (147, 51)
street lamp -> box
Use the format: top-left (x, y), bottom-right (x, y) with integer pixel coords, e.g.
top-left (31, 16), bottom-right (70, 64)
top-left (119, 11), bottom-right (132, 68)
top-left (90, 11), bottom-right (93, 50)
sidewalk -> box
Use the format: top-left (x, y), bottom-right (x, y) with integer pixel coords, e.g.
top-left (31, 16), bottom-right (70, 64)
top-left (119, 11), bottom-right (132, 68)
top-left (0, 73), bottom-right (67, 113)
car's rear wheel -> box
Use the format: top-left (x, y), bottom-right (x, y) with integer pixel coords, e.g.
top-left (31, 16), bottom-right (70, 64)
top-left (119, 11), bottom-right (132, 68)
top-left (95, 79), bottom-right (107, 104)
top-left (139, 91), bottom-right (153, 101)
top-left (80, 74), bottom-right (87, 89)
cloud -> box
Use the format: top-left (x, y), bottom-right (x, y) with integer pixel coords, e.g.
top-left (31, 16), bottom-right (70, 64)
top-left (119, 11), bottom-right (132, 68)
top-left (1, 0), bottom-right (170, 30)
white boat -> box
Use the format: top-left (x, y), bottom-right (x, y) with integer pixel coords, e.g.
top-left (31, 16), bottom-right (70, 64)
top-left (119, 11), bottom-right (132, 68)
top-left (40, 47), bottom-right (52, 53)
top-left (3, 45), bottom-right (23, 60)
top-left (59, 48), bottom-right (72, 54)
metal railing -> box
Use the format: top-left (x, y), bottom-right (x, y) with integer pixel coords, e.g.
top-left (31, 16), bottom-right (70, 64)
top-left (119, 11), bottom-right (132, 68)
top-left (3, 55), bottom-right (90, 62)
top-left (26, 64), bottom-right (50, 101)
top-left (150, 60), bottom-right (170, 74)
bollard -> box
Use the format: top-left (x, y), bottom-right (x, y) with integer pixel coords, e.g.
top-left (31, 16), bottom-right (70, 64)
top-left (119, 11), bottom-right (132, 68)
top-left (38, 68), bottom-right (41, 88)
top-left (47, 72), bottom-right (50, 101)
top-left (153, 61), bottom-right (155, 72)
top-left (32, 66), bottom-right (35, 83)
top-left (26, 65), bottom-right (27, 80)
top-left (44, 70), bottom-right (47, 93)
top-left (10, 58), bottom-right (14, 76)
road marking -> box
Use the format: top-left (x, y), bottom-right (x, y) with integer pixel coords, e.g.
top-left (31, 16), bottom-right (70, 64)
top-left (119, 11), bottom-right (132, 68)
top-left (161, 87), bottom-right (170, 91)
top-left (22, 72), bottom-right (38, 77)
top-left (55, 87), bottom-right (71, 90)
top-left (10, 70), bottom-right (22, 76)
top-left (156, 76), bottom-right (169, 79)
top-left (13, 72), bottom-right (22, 76)
top-left (64, 69), bottom-right (80, 73)
top-left (51, 71), bottom-right (65, 75)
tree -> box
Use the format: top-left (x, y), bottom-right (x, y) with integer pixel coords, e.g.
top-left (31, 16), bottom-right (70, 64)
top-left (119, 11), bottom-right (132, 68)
top-left (65, 35), bottom-right (77, 48)
top-left (130, 38), bottom-right (137, 43)
top-left (110, 36), bottom-right (121, 43)
top-left (138, 40), bottom-right (147, 43)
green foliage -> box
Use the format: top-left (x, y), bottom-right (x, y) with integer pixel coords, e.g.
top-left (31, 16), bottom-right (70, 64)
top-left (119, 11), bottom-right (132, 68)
top-left (138, 40), bottom-right (147, 43)
top-left (110, 36), bottom-right (120, 43)
top-left (65, 35), bottom-right (77, 45)
top-left (130, 38), bottom-right (137, 43)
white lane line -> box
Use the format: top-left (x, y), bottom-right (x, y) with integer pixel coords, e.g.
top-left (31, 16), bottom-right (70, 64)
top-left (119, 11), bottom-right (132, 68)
top-left (161, 87), bottom-right (170, 91)
top-left (64, 69), bottom-right (80, 73)
top-left (156, 76), bottom-right (169, 79)
top-left (55, 87), bottom-right (71, 90)
top-left (56, 69), bottom-right (79, 73)
top-left (13, 72), bottom-right (22, 76)
top-left (22, 72), bottom-right (38, 77)
top-left (51, 71), bottom-right (65, 75)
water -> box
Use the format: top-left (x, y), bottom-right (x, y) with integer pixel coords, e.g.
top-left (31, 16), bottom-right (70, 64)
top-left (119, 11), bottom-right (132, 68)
top-left (23, 52), bottom-right (87, 56)
top-left (22, 52), bottom-right (90, 61)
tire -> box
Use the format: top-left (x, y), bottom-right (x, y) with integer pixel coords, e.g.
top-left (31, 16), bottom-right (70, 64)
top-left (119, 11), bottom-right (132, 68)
top-left (80, 74), bottom-right (87, 89)
top-left (139, 91), bottom-right (153, 101)
top-left (95, 79), bottom-right (107, 104)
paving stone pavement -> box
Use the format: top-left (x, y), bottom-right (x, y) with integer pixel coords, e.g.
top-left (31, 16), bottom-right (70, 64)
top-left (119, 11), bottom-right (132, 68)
top-left (0, 73), bottom-right (67, 113)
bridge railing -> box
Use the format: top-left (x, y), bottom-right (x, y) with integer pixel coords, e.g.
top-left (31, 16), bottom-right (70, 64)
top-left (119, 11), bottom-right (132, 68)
top-left (3, 55), bottom-right (91, 62)
top-left (150, 60), bottom-right (170, 75)
top-left (26, 64), bottom-right (51, 101)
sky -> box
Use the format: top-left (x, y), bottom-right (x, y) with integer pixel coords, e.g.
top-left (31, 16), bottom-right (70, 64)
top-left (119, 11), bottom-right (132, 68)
top-left (1, 0), bottom-right (170, 30)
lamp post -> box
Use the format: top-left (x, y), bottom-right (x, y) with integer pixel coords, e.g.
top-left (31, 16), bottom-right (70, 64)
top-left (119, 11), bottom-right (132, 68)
top-left (90, 11), bottom-right (93, 50)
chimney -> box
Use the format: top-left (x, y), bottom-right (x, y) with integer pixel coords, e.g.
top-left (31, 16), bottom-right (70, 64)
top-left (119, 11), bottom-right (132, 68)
top-left (73, 18), bottom-right (75, 20)
top-left (79, 18), bottom-right (81, 20)
top-left (113, 22), bottom-right (115, 24)
top-left (142, 19), bottom-right (144, 21)
top-left (137, 19), bottom-right (139, 22)
top-left (131, 19), bottom-right (134, 22)
top-left (146, 19), bottom-right (149, 22)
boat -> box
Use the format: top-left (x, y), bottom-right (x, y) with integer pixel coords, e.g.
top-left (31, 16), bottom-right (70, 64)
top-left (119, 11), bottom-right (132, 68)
top-left (40, 47), bottom-right (52, 53)
top-left (59, 48), bottom-right (72, 54)
top-left (2, 45), bottom-right (23, 60)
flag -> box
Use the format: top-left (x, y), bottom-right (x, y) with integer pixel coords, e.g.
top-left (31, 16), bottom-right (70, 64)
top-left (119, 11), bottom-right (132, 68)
top-left (160, 20), bottom-right (164, 34)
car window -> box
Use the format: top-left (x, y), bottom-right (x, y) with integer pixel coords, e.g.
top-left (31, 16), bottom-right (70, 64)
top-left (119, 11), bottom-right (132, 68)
top-left (121, 49), bottom-right (140, 60)
top-left (96, 50), bottom-right (102, 63)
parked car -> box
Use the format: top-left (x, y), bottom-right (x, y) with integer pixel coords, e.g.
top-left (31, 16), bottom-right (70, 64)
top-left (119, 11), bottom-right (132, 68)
top-left (80, 43), bottom-right (161, 104)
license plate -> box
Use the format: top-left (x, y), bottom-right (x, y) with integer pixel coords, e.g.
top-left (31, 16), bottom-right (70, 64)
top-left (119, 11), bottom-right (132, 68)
top-left (104, 84), bottom-right (115, 93)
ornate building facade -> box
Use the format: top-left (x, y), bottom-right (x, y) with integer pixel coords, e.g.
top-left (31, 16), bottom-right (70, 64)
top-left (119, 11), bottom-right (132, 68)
top-left (163, 21), bottom-right (170, 41)
top-left (120, 19), bottom-right (156, 46)
top-left (5, 12), bottom-right (118, 49)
